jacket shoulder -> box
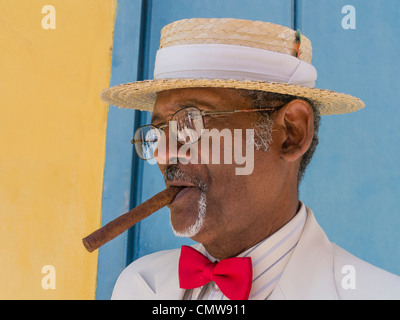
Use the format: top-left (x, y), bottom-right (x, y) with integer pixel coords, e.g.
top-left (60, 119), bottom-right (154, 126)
top-left (332, 244), bottom-right (400, 299)
top-left (111, 248), bottom-right (181, 300)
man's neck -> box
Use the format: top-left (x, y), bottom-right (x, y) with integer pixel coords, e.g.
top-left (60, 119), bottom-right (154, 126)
top-left (201, 200), bottom-right (301, 260)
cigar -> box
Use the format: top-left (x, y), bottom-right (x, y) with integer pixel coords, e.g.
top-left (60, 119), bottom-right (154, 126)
top-left (82, 186), bottom-right (183, 252)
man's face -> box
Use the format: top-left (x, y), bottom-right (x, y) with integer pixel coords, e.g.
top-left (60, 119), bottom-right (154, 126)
top-left (152, 88), bottom-right (288, 254)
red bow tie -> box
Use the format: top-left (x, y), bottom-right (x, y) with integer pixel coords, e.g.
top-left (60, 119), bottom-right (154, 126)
top-left (178, 245), bottom-right (253, 300)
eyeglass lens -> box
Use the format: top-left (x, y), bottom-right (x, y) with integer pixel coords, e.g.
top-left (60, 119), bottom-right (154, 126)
top-left (133, 125), bottom-right (160, 160)
top-left (175, 108), bottom-right (203, 144)
top-left (134, 107), bottom-right (204, 160)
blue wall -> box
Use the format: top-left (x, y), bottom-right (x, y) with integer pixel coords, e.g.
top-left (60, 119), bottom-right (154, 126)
top-left (299, 0), bottom-right (400, 279)
top-left (97, 0), bottom-right (400, 299)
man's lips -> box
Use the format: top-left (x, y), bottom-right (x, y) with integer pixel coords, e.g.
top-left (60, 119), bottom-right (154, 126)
top-left (166, 181), bottom-right (199, 205)
top-left (172, 187), bottom-right (197, 203)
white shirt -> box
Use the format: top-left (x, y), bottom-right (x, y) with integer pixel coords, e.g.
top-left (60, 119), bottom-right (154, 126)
top-left (183, 202), bottom-right (307, 300)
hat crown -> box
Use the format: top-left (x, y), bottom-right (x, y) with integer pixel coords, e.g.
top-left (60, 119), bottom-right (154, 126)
top-left (159, 18), bottom-right (312, 64)
top-left (99, 18), bottom-right (365, 115)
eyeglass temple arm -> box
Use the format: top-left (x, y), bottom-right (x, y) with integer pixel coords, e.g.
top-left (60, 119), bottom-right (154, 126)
top-left (201, 106), bottom-right (281, 116)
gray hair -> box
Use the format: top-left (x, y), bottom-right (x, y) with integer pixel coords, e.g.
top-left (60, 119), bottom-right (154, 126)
top-left (235, 89), bottom-right (321, 185)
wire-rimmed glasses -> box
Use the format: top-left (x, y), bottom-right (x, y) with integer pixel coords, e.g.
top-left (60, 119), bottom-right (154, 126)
top-left (131, 106), bottom-right (281, 160)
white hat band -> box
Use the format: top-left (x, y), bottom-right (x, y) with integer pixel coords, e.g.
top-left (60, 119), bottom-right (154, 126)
top-left (154, 44), bottom-right (317, 88)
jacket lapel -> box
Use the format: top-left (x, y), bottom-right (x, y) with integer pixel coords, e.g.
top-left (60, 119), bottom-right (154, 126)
top-left (136, 248), bottom-right (185, 300)
top-left (269, 208), bottom-right (339, 300)
top-left (154, 261), bottom-right (186, 300)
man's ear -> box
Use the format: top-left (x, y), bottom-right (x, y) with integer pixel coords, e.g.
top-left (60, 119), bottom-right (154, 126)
top-left (274, 99), bottom-right (314, 163)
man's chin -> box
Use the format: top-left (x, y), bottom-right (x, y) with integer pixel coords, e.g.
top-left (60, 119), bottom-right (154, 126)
top-left (170, 190), bottom-right (207, 238)
top-left (170, 212), bottom-right (205, 238)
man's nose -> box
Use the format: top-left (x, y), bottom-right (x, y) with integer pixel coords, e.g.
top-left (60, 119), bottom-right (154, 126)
top-left (155, 127), bottom-right (192, 167)
top-left (154, 128), bottom-right (174, 165)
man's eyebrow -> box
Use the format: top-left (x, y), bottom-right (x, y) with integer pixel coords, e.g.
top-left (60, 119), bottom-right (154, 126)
top-left (151, 100), bottom-right (217, 125)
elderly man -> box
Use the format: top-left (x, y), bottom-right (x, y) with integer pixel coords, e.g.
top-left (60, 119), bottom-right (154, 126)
top-left (101, 18), bottom-right (400, 300)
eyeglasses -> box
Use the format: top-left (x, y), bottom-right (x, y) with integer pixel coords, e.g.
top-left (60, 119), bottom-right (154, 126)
top-left (132, 105), bottom-right (281, 160)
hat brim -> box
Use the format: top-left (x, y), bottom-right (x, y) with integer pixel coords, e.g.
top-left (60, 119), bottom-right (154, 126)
top-left (99, 78), bottom-right (365, 115)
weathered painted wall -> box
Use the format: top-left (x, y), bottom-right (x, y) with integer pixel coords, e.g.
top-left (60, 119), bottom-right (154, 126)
top-left (0, 0), bottom-right (116, 299)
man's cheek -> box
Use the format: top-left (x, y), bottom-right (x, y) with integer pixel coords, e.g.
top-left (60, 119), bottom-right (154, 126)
top-left (234, 129), bottom-right (255, 176)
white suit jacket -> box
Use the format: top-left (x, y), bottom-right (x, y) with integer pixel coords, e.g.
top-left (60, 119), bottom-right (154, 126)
top-left (111, 207), bottom-right (400, 300)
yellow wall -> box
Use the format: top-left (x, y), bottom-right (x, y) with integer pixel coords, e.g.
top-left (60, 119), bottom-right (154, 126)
top-left (0, 0), bottom-right (116, 299)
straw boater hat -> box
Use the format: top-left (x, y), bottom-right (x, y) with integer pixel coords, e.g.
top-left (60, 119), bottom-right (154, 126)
top-left (100, 18), bottom-right (365, 115)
